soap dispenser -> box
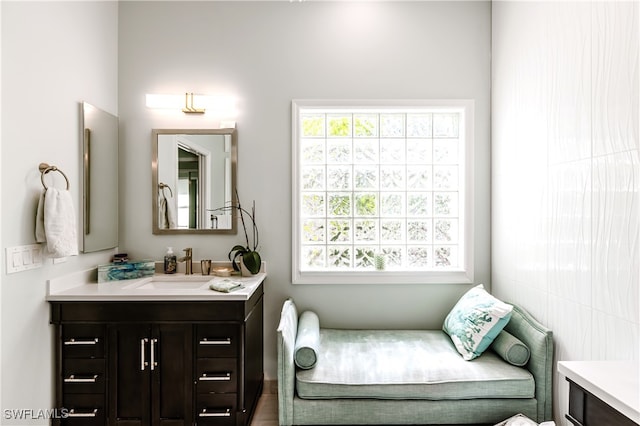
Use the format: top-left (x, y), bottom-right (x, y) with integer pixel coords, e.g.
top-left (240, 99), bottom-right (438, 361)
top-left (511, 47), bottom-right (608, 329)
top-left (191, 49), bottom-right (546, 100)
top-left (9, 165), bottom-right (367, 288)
top-left (164, 247), bottom-right (177, 274)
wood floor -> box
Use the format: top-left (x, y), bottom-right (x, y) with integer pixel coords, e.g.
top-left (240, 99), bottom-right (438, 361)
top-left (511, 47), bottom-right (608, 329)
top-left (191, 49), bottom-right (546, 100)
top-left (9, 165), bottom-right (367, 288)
top-left (251, 382), bottom-right (279, 426)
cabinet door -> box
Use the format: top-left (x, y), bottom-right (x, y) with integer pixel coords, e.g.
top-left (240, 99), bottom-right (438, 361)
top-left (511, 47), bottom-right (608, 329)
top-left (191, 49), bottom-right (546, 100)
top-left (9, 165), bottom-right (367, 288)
top-left (151, 324), bottom-right (193, 426)
top-left (109, 324), bottom-right (193, 426)
top-left (109, 324), bottom-right (151, 426)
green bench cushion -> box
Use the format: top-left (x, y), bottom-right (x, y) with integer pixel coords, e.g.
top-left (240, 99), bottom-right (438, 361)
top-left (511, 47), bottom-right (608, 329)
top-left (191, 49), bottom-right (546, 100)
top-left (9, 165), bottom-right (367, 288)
top-left (296, 329), bottom-right (535, 400)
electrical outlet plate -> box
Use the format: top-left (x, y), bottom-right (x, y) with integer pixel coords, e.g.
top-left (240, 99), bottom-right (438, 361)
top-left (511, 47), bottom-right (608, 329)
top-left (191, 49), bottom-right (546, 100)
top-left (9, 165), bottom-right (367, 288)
top-left (5, 244), bottom-right (44, 274)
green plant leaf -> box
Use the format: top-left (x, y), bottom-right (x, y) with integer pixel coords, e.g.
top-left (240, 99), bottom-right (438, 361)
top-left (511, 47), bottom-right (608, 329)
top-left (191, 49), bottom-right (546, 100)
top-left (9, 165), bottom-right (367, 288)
top-left (228, 245), bottom-right (249, 271)
top-left (231, 244), bottom-right (248, 252)
top-left (242, 251), bottom-right (262, 275)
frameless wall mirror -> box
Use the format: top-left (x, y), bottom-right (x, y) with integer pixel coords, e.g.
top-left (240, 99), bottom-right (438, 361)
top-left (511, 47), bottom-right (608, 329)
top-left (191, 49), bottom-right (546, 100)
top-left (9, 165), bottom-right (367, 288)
top-left (80, 102), bottom-right (119, 252)
top-left (152, 129), bottom-right (237, 234)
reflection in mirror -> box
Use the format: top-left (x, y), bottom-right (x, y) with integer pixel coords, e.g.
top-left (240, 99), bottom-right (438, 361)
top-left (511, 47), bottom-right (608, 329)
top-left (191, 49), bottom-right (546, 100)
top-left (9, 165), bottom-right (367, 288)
top-left (80, 102), bottom-right (119, 252)
top-left (152, 129), bottom-right (237, 234)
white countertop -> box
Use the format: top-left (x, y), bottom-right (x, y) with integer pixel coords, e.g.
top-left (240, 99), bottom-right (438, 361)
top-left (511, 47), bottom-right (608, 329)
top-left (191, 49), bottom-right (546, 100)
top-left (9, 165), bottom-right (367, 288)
top-left (46, 267), bottom-right (266, 302)
top-left (558, 360), bottom-right (640, 424)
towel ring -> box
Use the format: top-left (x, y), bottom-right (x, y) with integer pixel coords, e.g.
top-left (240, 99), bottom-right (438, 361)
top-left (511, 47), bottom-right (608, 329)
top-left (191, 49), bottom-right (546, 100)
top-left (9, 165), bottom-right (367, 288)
top-left (159, 182), bottom-right (173, 198)
top-left (39, 163), bottom-right (70, 190)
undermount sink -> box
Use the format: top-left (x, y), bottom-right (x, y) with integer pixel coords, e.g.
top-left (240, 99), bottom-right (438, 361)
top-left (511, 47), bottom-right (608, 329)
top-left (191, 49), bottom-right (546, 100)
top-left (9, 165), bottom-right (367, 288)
top-left (123, 275), bottom-right (213, 291)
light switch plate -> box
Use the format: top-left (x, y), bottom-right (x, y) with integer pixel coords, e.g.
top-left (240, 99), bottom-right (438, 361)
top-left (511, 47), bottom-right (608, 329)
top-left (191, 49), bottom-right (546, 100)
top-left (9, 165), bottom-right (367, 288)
top-left (5, 244), bottom-right (44, 274)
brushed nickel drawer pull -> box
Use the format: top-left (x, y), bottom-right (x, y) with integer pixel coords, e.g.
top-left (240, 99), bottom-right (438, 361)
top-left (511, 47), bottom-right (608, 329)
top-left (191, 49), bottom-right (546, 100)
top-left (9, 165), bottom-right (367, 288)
top-left (140, 338), bottom-right (148, 371)
top-left (199, 372), bottom-right (231, 381)
top-left (199, 408), bottom-right (231, 417)
top-left (64, 338), bottom-right (99, 345)
top-left (150, 338), bottom-right (158, 371)
top-left (199, 338), bottom-right (231, 345)
top-left (67, 408), bottom-right (98, 418)
top-left (64, 374), bottom-right (98, 383)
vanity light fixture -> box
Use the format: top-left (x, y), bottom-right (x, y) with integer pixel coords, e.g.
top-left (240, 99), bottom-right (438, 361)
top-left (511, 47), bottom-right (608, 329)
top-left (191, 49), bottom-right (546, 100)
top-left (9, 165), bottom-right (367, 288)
top-left (144, 92), bottom-right (205, 114)
top-left (145, 93), bottom-right (237, 116)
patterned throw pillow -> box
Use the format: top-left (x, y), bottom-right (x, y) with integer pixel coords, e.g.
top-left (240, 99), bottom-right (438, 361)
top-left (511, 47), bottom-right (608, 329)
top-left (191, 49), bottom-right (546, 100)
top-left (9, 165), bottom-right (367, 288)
top-left (443, 284), bottom-right (513, 360)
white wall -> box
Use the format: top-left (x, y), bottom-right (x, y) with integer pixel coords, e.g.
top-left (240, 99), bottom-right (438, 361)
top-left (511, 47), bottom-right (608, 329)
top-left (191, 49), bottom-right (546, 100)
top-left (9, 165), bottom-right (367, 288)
top-left (492, 1), bottom-right (639, 424)
top-left (0, 0), bottom-right (4, 413)
top-left (118, 0), bottom-right (491, 380)
top-left (1, 2), bottom-right (118, 423)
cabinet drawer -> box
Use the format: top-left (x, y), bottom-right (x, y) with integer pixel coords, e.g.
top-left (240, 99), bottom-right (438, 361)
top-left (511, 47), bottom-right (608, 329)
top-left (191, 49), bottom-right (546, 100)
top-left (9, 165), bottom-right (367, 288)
top-left (62, 359), bottom-right (105, 394)
top-left (62, 325), bottom-right (105, 359)
top-left (196, 358), bottom-right (237, 393)
top-left (195, 393), bottom-right (236, 426)
top-left (196, 325), bottom-right (238, 358)
top-left (61, 394), bottom-right (105, 426)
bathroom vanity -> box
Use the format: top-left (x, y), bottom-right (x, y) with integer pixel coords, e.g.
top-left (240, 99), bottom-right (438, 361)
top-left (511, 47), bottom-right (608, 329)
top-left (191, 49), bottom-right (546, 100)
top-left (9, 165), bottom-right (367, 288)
top-left (558, 361), bottom-right (640, 426)
top-left (47, 271), bottom-right (265, 426)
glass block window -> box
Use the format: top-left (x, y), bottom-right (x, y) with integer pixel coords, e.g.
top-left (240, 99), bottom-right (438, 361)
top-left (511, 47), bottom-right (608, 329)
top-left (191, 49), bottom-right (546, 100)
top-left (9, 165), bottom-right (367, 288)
top-left (292, 100), bottom-right (474, 284)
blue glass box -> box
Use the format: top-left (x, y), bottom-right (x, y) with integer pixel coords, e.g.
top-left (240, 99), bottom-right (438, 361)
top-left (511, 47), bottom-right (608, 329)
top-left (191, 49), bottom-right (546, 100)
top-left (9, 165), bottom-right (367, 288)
top-left (98, 260), bottom-right (155, 283)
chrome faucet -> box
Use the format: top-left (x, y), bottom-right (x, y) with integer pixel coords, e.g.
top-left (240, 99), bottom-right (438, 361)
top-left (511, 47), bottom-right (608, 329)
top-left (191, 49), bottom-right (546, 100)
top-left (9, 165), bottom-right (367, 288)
top-left (179, 248), bottom-right (193, 275)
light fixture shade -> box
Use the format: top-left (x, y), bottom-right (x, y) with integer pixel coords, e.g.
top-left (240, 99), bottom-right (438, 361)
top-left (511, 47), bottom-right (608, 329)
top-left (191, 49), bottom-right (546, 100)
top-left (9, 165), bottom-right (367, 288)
top-left (145, 94), bottom-right (183, 109)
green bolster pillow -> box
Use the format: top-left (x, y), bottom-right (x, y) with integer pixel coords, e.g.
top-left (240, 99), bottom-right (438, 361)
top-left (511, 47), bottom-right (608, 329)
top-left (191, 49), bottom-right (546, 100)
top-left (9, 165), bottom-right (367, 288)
top-left (490, 330), bottom-right (531, 366)
top-left (294, 311), bottom-right (320, 369)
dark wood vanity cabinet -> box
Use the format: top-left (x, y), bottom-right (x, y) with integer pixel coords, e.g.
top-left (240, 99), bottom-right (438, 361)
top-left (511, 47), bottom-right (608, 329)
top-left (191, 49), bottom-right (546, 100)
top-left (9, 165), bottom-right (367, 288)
top-left (50, 283), bottom-right (264, 426)
top-left (566, 378), bottom-right (638, 426)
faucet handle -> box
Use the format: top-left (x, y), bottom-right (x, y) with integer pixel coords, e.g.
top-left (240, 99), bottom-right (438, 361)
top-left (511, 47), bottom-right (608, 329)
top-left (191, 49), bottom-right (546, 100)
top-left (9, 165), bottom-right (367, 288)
top-left (183, 247), bottom-right (192, 256)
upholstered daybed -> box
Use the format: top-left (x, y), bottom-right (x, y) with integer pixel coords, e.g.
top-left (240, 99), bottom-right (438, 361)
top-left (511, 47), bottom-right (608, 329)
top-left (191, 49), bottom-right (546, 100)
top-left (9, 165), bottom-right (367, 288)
top-left (277, 287), bottom-right (553, 425)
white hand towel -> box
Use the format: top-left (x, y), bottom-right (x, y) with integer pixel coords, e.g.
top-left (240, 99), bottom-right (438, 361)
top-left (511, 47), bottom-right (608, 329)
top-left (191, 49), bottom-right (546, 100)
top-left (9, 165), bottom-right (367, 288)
top-left (42, 188), bottom-right (78, 258)
top-left (209, 279), bottom-right (243, 293)
top-left (159, 193), bottom-right (177, 229)
top-left (35, 190), bottom-right (46, 243)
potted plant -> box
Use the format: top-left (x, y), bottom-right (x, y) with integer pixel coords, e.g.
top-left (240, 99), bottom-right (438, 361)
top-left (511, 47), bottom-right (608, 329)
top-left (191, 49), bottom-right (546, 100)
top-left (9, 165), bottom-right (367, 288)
top-left (213, 191), bottom-right (261, 275)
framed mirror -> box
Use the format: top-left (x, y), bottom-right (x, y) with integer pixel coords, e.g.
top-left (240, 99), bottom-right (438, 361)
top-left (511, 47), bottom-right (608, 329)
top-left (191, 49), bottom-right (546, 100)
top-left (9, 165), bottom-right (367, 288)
top-left (152, 129), bottom-right (237, 234)
top-left (80, 102), bottom-right (119, 252)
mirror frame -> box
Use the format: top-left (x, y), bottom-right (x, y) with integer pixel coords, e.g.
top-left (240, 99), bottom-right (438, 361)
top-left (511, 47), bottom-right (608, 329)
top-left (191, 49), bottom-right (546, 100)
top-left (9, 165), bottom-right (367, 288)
top-left (151, 128), bottom-right (237, 234)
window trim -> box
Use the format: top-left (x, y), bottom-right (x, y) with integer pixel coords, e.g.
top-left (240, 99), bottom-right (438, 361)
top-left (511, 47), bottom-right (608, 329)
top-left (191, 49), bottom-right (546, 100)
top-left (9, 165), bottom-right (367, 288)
top-left (292, 99), bottom-right (474, 285)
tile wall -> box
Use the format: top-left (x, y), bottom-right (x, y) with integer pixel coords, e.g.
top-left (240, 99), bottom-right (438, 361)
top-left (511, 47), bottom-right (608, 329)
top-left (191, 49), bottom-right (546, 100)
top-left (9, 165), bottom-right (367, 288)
top-left (491, 1), bottom-right (639, 424)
